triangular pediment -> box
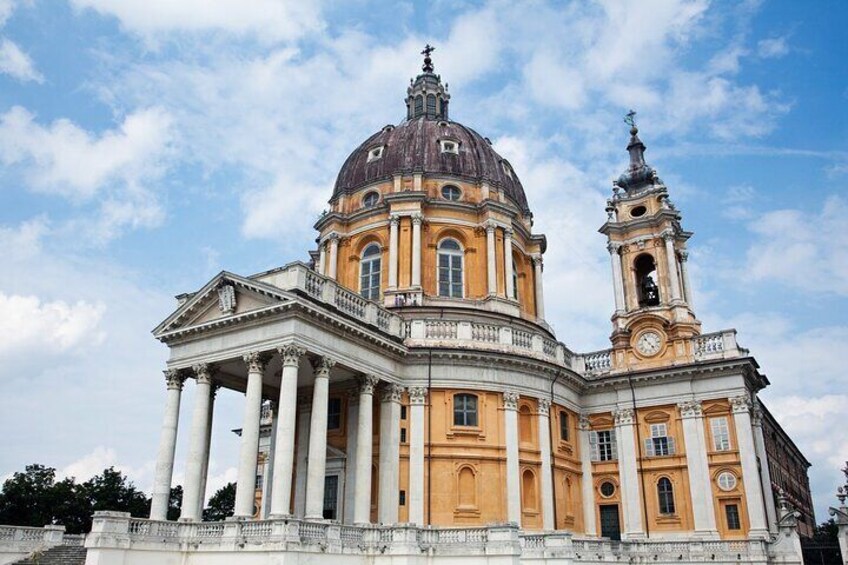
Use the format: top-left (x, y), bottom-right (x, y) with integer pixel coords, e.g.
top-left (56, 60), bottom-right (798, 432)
top-left (153, 271), bottom-right (296, 338)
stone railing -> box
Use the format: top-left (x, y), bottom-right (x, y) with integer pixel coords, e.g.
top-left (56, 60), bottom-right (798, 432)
top-left (0, 525), bottom-right (71, 564)
top-left (256, 262), bottom-right (406, 339)
top-left (405, 318), bottom-right (571, 366)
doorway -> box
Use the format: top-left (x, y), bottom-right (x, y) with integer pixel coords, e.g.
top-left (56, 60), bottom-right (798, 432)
top-left (599, 504), bottom-right (621, 541)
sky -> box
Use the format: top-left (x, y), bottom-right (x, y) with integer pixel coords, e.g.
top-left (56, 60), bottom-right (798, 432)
top-left (0, 0), bottom-right (846, 524)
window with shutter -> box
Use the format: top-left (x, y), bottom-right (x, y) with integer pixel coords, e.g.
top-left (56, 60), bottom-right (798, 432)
top-left (589, 430), bottom-right (599, 461)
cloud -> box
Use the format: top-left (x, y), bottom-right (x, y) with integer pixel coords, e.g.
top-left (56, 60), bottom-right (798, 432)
top-left (757, 36), bottom-right (790, 59)
top-left (0, 291), bottom-right (105, 357)
top-left (0, 37), bottom-right (42, 82)
top-left (69, 0), bottom-right (323, 44)
top-left (745, 196), bottom-right (848, 295)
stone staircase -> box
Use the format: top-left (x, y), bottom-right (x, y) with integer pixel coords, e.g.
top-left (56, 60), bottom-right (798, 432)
top-left (11, 545), bottom-right (87, 565)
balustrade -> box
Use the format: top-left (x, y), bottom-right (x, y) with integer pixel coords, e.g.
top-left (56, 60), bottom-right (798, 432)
top-left (471, 322), bottom-right (499, 342)
top-left (512, 329), bottom-right (533, 349)
top-left (425, 320), bottom-right (458, 339)
top-left (584, 350), bottom-right (612, 374)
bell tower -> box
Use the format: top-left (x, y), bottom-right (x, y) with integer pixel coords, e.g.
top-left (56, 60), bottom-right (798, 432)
top-left (600, 112), bottom-right (700, 370)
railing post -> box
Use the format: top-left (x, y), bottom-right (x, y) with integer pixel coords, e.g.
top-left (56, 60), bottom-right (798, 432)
top-left (499, 326), bottom-right (513, 346)
top-left (457, 321), bottom-right (472, 340)
top-left (531, 334), bottom-right (544, 353)
top-left (322, 278), bottom-right (338, 305)
top-left (42, 525), bottom-right (65, 545)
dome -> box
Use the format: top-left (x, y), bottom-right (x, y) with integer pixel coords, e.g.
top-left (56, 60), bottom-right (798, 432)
top-left (332, 117), bottom-right (530, 213)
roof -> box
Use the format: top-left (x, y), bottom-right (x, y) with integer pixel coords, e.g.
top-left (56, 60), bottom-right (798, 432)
top-left (331, 117), bottom-right (531, 213)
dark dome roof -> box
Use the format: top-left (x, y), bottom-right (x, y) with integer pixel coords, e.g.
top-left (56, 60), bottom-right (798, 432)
top-left (332, 117), bottom-right (530, 213)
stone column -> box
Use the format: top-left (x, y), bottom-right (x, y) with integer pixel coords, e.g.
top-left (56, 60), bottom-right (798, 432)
top-left (608, 243), bottom-right (626, 312)
top-left (678, 400), bottom-right (718, 537)
top-left (614, 408), bottom-right (644, 538)
top-left (304, 357), bottom-right (335, 520)
top-left (537, 398), bottom-right (555, 530)
top-left (408, 387), bottom-right (427, 525)
top-left (354, 375), bottom-right (379, 524)
top-left (532, 255), bottom-right (546, 320)
top-left (663, 232), bottom-right (682, 302)
top-left (579, 414), bottom-right (597, 536)
top-left (197, 383), bottom-right (219, 518)
top-left (730, 394), bottom-right (770, 538)
top-left (328, 234), bottom-right (339, 280)
top-left (752, 401), bottom-right (779, 534)
top-left (504, 391), bottom-right (521, 524)
top-left (269, 344), bottom-right (305, 518)
top-left (486, 222), bottom-right (497, 295)
top-left (411, 213), bottom-right (423, 287)
top-left (388, 215), bottom-right (399, 289)
top-left (378, 384), bottom-right (403, 524)
top-left (680, 250), bottom-right (694, 309)
top-left (318, 244), bottom-right (326, 276)
top-left (504, 227), bottom-right (515, 300)
top-left (293, 395), bottom-right (311, 516)
top-left (150, 370), bottom-right (185, 521)
top-left (234, 352), bottom-right (268, 518)
top-left (180, 364), bottom-right (214, 521)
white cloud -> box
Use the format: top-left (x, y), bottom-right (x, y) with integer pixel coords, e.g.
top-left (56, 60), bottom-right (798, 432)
top-left (0, 215), bottom-right (48, 258)
top-left (0, 0), bottom-right (14, 27)
top-left (59, 446), bottom-right (121, 481)
top-left (69, 0), bottom-right (323, 44)
top-left (757, 37), bottom-right (790, 59)
top-left (0, 291), bottom-right (105, 357)
top-left (0, 37), bottom-right (42, 82)
top-left (745, 196), bottom-right (848, 295)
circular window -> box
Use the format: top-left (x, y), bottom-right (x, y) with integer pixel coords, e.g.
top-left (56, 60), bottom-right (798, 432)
top-left (630, 205), bottom-right (647, 217)
top-left (362, 192), bottom-right (379, 208)
top-left (717, 472), bottom-right (737, 491)
top-left (599, 481), bottom-right (616, 498)
top-left (441, 185), bottom-right (462, 201)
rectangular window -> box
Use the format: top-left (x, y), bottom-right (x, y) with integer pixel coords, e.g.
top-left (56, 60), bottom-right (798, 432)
top-left (711, 417), bottom-right (731, 451)
top-left (327, 397), bottom-right (342, 430)
top-left (323, 475), bottom-right (339, 520)
top-left (590, 430), bottom-right (617, 461)
top-left (725, 504), bottom-right (741, 530)
top-left (438, 253), bottom-right (463, 298)
top-left (401, 405), bottom-right (407, 420)
top-left (559, 411), bottom-right (570, 442)
top-left (400, 428), bottom-right (407, 443)
top-left (453, 394), bottom-right (478, 427)
top-left (399, 490), bottom-right (407, 506)
top-left (644, 423), bottom-right (675, 457)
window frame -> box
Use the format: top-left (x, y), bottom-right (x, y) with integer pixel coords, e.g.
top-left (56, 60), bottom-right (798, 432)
top-left (440, 139), bottom-right (460, 155)
top-left (725, 503), bottom-right (741, 530)
top-left (359, 243), bottom-right (382, 300)
top-left (366, 146), bottom-right (384, 162)
top-left (362, 191), bottom-right (380, 208)
top-left (453, 393), bottom-right (479, 427)
top-left (590, 429), bottom-right (618, 462)
top-left (437, 238), bottom-right (464, 298)
top-left (327, 397), bottom-right (342, 431)
top-left (441, 184), bottom-right (462, 200)
top-left (645, 422), bottom-right (675, 457)
top-left (559, 411), bottom-right (570, 442)
top-left (657, 477), bottom-right (676, 515)
top-left (710, 416), bottom-right (732, 452)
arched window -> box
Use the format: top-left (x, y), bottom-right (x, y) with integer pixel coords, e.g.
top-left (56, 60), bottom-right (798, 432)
top-left (360, 244), bottom-right (381, 300)
top-left (522, 469), bottom-right (537, 511)
top-left (438, 238), bottom-right (463, 298)
top-left (414, 95), bottom-right (424, 117)
top-left (426, 94), bottom-right (437, 115)
top-left (635, 254), bottom-right (660, 307)
top-left (512, 257), bottom-right (519, 299)
top-left (453, 393), bottom-right (478, 427)
top-left (362, 191), bottom-right (379, 208)
top-left (657, 477), bottom-right (675, 515)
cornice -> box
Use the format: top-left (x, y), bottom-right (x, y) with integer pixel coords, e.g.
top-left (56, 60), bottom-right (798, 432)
top-left (584, 356), bottom-right (766, 392)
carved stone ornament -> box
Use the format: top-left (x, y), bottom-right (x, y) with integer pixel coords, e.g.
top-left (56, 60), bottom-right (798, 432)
top-left (358, 374), bottom-right (380, 395)
top-left (311, 356), bottom-right (336, 376)
top-left (278, 344), bottom-right (306, 367)
top-left (677, 400), bottom-right (703, 419)
top-left (751, 402), bottom-right (764, 427)
top-left (243, 351), bottom-right (269, 374)
top-left (579, 413), bottom-right (592, 431)
top-left (192, 363), bottom-right (213, 385)
top-left (537, 398), bottom-right (551, 416)
top-left (411, 213), bottom-right (424, 226)
top-left (531, 254), bottom-right (544, 268)
top-left (484, 220), bottom-right (497, 233)
top-left (164, 369), bottom-right (185, 391)
top-left (380, 383), bottom-right (404, 403)
top-left (389, 215), bottom-right (401, 227)
top-left (730, 394), bottom-right (751, 414)
top-left (217, 283), bottom-right (236, 315)
top-left (503, 391), bottom-right (520, 410)
top-left (607, 242), bottom-right (621, 255)
top-left (613, 408), bottom-right (635, 426)
top-left (408, 386), bottom-right (428, 405)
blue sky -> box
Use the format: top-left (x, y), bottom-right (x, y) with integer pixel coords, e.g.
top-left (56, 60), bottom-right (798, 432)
top-left (0, 0), bottom-right (846, 522)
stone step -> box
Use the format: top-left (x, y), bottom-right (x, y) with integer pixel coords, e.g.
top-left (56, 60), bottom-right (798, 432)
top-left (11, 545), bottom-right (87, 565)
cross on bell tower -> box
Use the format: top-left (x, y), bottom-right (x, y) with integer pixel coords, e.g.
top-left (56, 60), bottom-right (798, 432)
top-left (600, 113), bottom-right (701, 370)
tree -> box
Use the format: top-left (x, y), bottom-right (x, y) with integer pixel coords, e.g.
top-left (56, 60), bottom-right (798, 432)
top-left (78, 467), bottom-right (150, 531)
top-left (203, 482), bottom-right (235, 522)
top-left (813, 518), bottom-right (838, 542)
top-left (0, 465), bottom-right (62, 528)
top-left (167, 485), bottom-right (183, 521)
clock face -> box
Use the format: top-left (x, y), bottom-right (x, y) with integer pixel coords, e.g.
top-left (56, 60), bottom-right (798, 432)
top-left (636, 331), bottom-right (662, 356)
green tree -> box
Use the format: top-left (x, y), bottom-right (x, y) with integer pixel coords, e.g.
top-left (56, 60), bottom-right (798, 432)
top-left (78, 467), bottom-right (150, 531)
top-left (202, 482), bottom-right (235, 522)
top-left (0, 464), bottom-right (62, 528)
top-left (167, 485), bottom-right (183, 521)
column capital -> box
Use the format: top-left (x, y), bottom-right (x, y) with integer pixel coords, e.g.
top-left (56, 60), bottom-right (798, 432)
top-left (380, 383), bottom-right (404, 403)
top-left (485, 220), bottom-right (497, 233)
top-left (389, 214), bottom-right (401, 226)
top-left (277, 344), bottom-right (306, 367)
top-left (662, 230), bottom-right (676, 242)
top-left (311, 356), bottom-right (336, 376)
top-left (531, 253), bottom-right (544, 268)
top-left (613, 407), bottom-right (635, 426)
top-left (408, 386), bottom-right (428, 405)
top-left (327, 232), bottom-right (341, 242)
top-left (579, 413), bottom-right (592, 431)
top-left (357, 374), bottom-right (380, 395)
top-left (503, 391), bottom-right (519, 410)
top-left (503, 227), bottom-right (514, 238)
top-left (730, 394), bottom-right (752, 414)
top-left (411, 213), bottom-right (424, 225)
top-left (607, 241), bottom-right (622, 255)
top-left (164, 369), bottom-right (186, 391)
top-left (679, 250), bottom-right (689, 262)
top-left (242, 351), bottom-right (270, 373)
top-left (677, 399), bottom-right (703, 419)
top-left (192, 363), bottom-right (214, 385)
top-left (537, 397), bottom-right (551, 416)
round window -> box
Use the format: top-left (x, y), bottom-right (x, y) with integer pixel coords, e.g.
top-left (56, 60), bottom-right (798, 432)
top-left (630, 205), bottom-right (647, 217)
top-left (441, 185), bottom-right (461, 201)
top-left (362, 192), bottom-right (379, 208)
top-left (717, 472), bottom-right (737, 491)
top-left (599, 481), bottom-right (616, 498)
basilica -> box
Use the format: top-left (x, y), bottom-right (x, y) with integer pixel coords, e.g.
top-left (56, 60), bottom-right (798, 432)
top-left (79, 49), bottom-right (814, 564)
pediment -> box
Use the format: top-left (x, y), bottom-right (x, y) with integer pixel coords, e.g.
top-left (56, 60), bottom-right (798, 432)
top-left (153, 271), bottom-right (296, 338)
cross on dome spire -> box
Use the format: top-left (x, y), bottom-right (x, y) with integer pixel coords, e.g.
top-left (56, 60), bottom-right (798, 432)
top-left (405, 44), bottom-right (450, 120)
top-left (421, 44), bottom-right (435, 73)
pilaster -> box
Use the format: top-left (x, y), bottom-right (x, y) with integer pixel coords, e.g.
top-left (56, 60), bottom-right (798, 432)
top-left (537, 398), bottom-right (555, 530)
top-left (408, 386), bottom-right (428, 525)
top-left (503, 391), bottom-right (521, 524)
top-left (614, 407), bottom-right (644, 538)
top-left (378, 383), bottom-right (403, 524)
top-left (678, 400), bottom-right (718, 537)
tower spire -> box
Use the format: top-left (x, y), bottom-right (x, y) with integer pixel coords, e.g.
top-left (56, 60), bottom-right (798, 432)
top-left (405, 44), bottom-right (450, 120)
top-left (614, 109), bottom-right (660, 193)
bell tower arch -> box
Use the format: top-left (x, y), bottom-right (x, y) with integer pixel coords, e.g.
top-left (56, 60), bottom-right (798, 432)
top-left (600, 113), bottom-right (701, 370)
